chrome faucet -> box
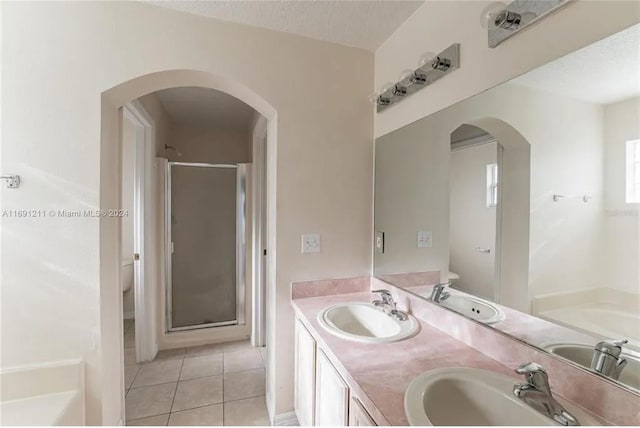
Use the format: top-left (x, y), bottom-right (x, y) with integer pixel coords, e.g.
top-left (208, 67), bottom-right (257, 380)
top-left (371, 289), bottom-right (408, 321)
top-left (513, 362), bottom-right (579, 426)
top-left (591, 339), bottom-right (628, 380)
top-left (430, 282), bottom-right (452, 303)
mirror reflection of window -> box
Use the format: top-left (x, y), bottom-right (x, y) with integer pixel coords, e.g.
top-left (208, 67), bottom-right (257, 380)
top-left (626, 139), bottom-right (640, 203)
top-left (486, 163), bottom-right (498, 208)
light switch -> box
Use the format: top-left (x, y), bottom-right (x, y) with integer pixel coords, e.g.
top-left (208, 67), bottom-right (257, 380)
top-left (417, 231), bottom-right (432, 248)
top-left (301, 233), bottom-right (321, 254)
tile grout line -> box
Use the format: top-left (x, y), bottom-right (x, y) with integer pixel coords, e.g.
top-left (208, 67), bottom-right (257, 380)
top-left (167, 356), bottom-right (185, 426)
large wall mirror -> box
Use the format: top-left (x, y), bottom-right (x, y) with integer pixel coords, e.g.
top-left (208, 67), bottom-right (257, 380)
top-left (374, 23), bottom-right (640, 394)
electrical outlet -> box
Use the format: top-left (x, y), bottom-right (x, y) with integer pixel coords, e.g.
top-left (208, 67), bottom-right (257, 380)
top-left (417, 231), bottom-right (432, 248)
top-left (375, 231), bottom-right (385, 253)
top-left (301, 233), bottom-right (321, 254)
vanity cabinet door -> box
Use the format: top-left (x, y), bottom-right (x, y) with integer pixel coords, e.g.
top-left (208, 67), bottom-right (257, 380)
top-left (294, 319), bottom-right (316, 427)
top-left (349, 396), bottom-right (377, 426)
top-left (315, 349), bottom-right (349, 426)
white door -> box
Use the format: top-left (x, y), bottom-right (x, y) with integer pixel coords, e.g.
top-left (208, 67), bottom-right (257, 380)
top-left (315, 349), bottom-right (349, 426)
top-left (449, 141), bottom-right (499, 301)
top-left (294, 319), bottom-right (316, 426)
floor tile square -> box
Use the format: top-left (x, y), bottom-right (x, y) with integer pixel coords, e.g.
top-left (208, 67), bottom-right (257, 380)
top-left (132, 359), bottom-right (182, 388)
top-left (224, 396), bottom-right (270, 426)
top-left (223, 368), bottom-right (265, 402)
top-left (168, 404), bottom-right (223, 426)
top-left (181, 354), bottom-right (223, 380)
top-left (125, 383), bottom-right (176, 421)
top-left (172, 376), bottom-right (223, 412)
top-left (223, 349), bottom-right (263, 373)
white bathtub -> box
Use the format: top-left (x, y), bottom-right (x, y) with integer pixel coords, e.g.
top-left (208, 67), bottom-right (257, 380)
top-left (540, 303), bottom-right (640, 350)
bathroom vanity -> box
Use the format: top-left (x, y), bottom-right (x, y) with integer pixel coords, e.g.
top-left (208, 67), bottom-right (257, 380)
top-left (290, 277), bottom-right (639, 426)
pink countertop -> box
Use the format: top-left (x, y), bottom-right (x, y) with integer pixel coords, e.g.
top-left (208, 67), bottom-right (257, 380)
top-left (291, 291), bottom-right (518, 426)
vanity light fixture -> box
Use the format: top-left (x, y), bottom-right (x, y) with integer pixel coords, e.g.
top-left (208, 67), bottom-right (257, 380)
top-left (373, 43), bottom-right (460, 113)
top-left (486, 0), bottom-right (574, 48)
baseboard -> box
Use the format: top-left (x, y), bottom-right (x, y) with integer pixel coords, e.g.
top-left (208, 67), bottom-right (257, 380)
top-left (273, 411), bottom-right (299, 426)
top-left (123, 311), bottom-right (135, 320)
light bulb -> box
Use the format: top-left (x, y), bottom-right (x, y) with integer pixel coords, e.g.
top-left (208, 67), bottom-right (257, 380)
top-left (480, 1), bottom-right (507, 29)
top-left (380, 82), bottom-right (395, 96)
top-left (418, 52), bottom-right (436, 70)
top-left (398, 69), bottom-right (416, 86)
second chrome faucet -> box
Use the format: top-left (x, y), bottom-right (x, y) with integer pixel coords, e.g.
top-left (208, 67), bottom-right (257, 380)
top-left (513, 362), bottom-right (579, 426)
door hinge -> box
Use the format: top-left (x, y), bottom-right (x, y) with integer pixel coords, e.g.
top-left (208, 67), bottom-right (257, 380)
top-left (263, 249), bottom-right (267, 256)
top-left (134, 253), bottom-right (140, 261)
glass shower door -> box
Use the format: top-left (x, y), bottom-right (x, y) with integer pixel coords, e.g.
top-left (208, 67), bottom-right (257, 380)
top-left (167, 162), bottom-right (245, 331)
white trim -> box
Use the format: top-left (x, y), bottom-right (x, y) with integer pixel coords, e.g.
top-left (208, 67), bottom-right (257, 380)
top-left (123, 101), bottom-right (158, 363)
top-left (251, 115), bottom-right (268, 347)
top-left (273, 411), bottom-right (299, 426)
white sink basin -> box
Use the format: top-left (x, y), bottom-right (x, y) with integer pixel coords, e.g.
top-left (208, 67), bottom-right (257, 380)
top-left (317, 302), bottom-right (419, 343)
top-left (437, 293), bottom-right (505, 324)
top-left (405, 367), bottom-right (599, 426)
top-left (546, 343), bottom-right (640, 392)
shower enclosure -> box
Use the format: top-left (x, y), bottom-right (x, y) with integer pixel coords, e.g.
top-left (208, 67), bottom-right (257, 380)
top-left (165, 162), bottom-right (248, 331)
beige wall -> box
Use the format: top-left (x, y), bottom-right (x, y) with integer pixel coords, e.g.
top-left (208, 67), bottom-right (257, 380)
top-left (138, 93), bottom-right (173, 157)
top-left (1, 1), bottom-right (373, 423)
top-left (604, 97), bottom-right (640, 294)
top-left (374, 1), bottom-right (640, 138)
top-left (167, 124), bottom-right (252, 164)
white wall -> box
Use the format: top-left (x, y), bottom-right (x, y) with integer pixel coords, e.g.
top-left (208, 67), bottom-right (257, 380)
top-left (1, 2), bottom-right (373, 424)
top-left (604, 97), bottom-right (640, 294)
top-left (450, 142), bottom-right (497, 300)
top-left (374, 1), bottom-right (640, 138)
top-left (375, 83), bottom-right (605, 311)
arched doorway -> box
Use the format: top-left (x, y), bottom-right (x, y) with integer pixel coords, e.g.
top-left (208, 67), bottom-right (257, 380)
top-left (448, 117), bottom-right (531, 313)
top-left (99, 70), bottom-right (277, 424)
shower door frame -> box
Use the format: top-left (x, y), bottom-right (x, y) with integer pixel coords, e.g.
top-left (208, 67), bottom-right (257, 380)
top-left (165, 161), bottom-right (247, 332)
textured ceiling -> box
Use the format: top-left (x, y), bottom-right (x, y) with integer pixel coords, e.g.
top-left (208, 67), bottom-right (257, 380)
top-left (155, 87), bottom-right (256, 130)
top-left (512, 23), bottom-right (640, 105)
top-left (146, 0), bottom-right (424, 51)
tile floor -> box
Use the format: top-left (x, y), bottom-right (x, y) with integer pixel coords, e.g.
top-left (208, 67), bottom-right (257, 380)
top-left (123, 320), bottom-right (269, 426)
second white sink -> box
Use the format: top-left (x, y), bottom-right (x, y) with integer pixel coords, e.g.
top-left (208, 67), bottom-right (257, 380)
top-left (437, 293), bottom-right (505, 324)
top-left (317, 302), bottom-right (419, 343)
top-left (404, 367), bottom-right (599, 426)
top-left (546, 343), bottom-right (640, 391)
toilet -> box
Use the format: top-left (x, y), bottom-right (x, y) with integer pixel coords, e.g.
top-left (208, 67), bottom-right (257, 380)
top-left (122, 260), bottom-right (134, 292)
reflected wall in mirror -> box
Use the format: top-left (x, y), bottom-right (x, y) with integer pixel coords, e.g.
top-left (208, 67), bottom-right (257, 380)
top-left (374, 23), bottom-right (640, 393)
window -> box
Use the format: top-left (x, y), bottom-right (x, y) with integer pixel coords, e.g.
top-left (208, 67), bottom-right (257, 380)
top-left (487, 163), bottom-right (498, 208)
top-left (627, 139), bottom-right (640, 204)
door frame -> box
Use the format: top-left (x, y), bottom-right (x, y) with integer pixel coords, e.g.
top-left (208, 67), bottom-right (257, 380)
top-left (251, 115), bottom-right (268, 347)
top-left (122, 101), bottom-right (158, 363)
